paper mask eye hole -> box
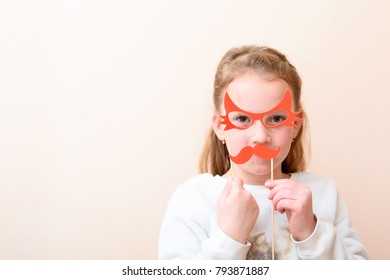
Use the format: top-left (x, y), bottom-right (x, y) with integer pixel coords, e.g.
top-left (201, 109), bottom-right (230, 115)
top-left (262, 110), bottom-right (289, 128)
top-left (228, 111), bottom-right (253, 129)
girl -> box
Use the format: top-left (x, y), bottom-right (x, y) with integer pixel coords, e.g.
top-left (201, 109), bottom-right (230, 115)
top-left (158, 45), bottom-right (368, 259)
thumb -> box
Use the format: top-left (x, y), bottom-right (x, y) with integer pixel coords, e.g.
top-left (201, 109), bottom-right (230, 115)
top-left (230, 177), bottom-right (244, 194)
top-left (220, 177), bottom-right (233, 200)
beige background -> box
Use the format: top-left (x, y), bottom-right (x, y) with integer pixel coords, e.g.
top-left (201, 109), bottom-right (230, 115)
top-left (0, 0), bottom-right (389, 259)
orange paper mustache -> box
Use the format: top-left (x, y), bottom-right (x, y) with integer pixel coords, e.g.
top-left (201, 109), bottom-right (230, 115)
top-left (230, 144), bottom-right (281, 164)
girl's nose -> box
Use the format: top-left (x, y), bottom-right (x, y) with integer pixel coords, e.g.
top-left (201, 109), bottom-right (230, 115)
top-left (250, 120), bottom-right (271, 144)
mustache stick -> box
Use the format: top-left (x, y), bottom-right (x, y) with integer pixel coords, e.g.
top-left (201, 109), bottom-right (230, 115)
top-left (226, 133), bottom-right (275, 260)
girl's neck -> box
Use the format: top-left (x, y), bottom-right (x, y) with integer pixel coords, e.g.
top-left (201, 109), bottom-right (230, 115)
top-left (224, 167), bottom-right (290, 186)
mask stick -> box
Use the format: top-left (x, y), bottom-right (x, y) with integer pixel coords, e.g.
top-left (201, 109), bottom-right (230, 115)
top-left (226, 132), bottom-right (235, 178)
top-left (271, 158), bottom-right (275, 260)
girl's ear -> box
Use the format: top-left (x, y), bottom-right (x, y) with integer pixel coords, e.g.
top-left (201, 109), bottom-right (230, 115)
top-left (212, 114), bottom-right (226, 142)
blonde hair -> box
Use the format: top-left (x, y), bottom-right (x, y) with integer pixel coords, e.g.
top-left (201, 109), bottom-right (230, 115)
top-left (199, 45), bottom-right (309, 175)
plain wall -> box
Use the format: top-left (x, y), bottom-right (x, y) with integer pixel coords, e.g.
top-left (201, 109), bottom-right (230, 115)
top-left (0, 0), bottom-right (389, 259)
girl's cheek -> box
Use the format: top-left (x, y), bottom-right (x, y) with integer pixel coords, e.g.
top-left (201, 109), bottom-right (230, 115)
top-left (227, 131), bottom-right (247, 153)
top-left (278, 134), bottom-right (294, 158)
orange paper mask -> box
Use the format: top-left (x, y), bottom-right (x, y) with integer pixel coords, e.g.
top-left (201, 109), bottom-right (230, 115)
top-left (220, 89), bottom-right (301, 163)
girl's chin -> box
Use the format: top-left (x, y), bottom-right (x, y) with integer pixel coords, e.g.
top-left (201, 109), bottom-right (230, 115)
top-left (236, 158), bottom-right (282, 177)
top-left (237, 164), bottom-right (271, 177)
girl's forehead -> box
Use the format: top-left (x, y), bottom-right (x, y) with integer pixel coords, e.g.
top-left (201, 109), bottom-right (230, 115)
top-left (224, 74), bottom-right (290, 113)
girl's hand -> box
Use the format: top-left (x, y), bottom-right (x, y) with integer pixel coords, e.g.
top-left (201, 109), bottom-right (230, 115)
top-left (217, 178), bottom-right (259, 244)
top-left (265, 179), bottom-right (316, 241)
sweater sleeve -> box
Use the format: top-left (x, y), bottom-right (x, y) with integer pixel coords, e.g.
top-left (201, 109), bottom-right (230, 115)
top-left (158, 183), bottom-right (251, 260)
top-left (293, 191), bottom-right (369, 259)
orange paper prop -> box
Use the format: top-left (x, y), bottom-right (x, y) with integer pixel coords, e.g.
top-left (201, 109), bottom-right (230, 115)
top-left (221, 89), bottom-right (301, 131)
top-left (220, 89), bottom-right (301, 164)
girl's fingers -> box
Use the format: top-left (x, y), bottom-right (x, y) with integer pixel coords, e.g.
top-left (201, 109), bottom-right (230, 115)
top-left (271, 189), bottom-right (297, 211)
top-left (220, 177), bottom-right (244, 201)
top-left (275, 199), bottom-right (292, 214)
top-left (265, 179), bottom-right (290, 189)
top-left (267, 182), bottom-right (295, 199)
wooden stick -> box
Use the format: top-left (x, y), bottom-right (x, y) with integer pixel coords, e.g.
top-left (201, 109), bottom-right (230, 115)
top-left (226, 132), bottom-right (235, 178)
top-left (271, 158), bottom-right (275, 260)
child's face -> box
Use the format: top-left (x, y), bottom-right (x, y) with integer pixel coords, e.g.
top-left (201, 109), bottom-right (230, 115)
top-left (214, 72), bottom-right (301, 180)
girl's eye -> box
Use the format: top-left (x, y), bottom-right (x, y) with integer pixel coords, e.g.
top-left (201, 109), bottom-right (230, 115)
top-left (271, 115), bottom-right (286, 123)
top-left (228, 112), bottom-right (253, 128)
top-left (237, 116), bottom-right (251, 123)
top-left (265, 114), bottom-right (287, 127)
